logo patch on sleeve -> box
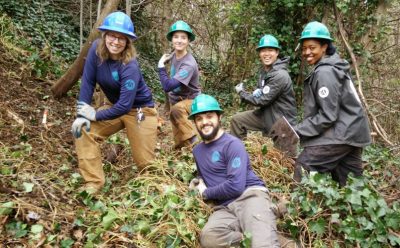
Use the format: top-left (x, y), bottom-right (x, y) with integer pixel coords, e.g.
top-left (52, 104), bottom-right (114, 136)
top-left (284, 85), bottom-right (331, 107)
top-left (112, 71), bottom-right (119, 81)
top-left (124, 79), bottom-right (136, 91)
top-left (178, 69), bottom-right (189, 79)
top-left (231, 157), bottom-right (241, 169)
top-left (211, 151), bottom-right (220, 163)
top-left (318, 86), bottom-right (329, 98)
top-left (263, 85), bottom-right (270, 94)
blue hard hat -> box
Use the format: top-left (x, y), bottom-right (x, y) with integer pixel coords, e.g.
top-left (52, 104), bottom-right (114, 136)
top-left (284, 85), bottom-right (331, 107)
top-left (98, 12), bottom-right (137, 40)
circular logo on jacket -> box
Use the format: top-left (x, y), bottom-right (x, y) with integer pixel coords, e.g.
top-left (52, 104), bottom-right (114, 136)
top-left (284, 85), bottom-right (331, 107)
top-left (231, 157), bottom-right (241, 169)
top-left (211, 151), bottom-right (220, 162)
top-left (318, 87), bottom-right (329, 98)
top-left (124, 79), bottom-right (136, 91)
top-left (263, 86), bottom-right (270, 94)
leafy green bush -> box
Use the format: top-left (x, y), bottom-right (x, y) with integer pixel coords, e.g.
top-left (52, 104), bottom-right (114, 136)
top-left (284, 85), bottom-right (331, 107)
top-left (0, 0), bottom-right (80, 61)
top-left (284, 173), bottom-right (400, 247)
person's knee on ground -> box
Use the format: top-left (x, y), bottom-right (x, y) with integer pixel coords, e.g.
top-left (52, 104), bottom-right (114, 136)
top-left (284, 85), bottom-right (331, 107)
top-left (200, 227), bottom-right (242, 248)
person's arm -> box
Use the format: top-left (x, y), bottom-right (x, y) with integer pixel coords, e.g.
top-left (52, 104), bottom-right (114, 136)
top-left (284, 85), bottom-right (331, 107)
top-left (240, 72), bottom-right (287, 107)
top-left (203, 140), bottom-right (248, 201)
top-left (158, 67), bottom-right (181, 92)
top-left (294, 68), bottom-right (341, 137)
top-left (95, 62), bottom-right (140, 121)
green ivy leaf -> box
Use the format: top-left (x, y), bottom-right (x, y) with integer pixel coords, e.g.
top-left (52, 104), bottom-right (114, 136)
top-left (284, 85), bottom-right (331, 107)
top-left (134, 220), bottom-right (151, 234)
top-left (309, 218), bottom-right (326, 235)
top-left (102, 209), bottom-right (118, 230)
top-left (23, 182), bottom-right (34, 192)
top-left (261, 144), bottom-right (268, 155)
top-left (345, 190), bottom-right (362, 205)
top-left (30, 224), bottom-right (43, 234)
top-left (0, 201), bottom-right (14, 215)
top-left (60, 238), bottom-right (74, 248)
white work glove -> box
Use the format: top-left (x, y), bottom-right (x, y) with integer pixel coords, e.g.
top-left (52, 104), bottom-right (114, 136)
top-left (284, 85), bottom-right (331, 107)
top-left (77, 101), bottom-right (96, 121)
top-left (71, 117), bottom-right (91, 138)
top-left (235, 83), bottom-right (244, 94)
top-left (189, 178), bottom-right (207, 196)
top-left (158, 53), bottom-right (173, 68)
top-left (252, 88), bottom-right (262, 98)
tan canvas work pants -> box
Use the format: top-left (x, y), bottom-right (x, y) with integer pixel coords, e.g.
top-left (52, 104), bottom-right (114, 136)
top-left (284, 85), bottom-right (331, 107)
top-left (75, 107), bottom-right (158, 190)
top-left (170, 99), bottom-right (196, 149)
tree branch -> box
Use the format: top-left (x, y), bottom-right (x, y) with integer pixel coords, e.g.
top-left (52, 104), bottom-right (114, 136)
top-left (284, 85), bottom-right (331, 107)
top-left (333, 1), bottom-right (394, 146)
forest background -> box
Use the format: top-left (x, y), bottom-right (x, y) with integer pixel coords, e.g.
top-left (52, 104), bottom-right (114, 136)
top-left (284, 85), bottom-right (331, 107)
top-left (0, 0), bottom-right (399, 247)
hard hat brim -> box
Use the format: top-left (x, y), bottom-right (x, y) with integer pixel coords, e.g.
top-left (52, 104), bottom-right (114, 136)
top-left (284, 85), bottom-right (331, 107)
top-left (188, 109), bottom-right (223, 120)
top-left (166, 31), bottom-right (195, 42)
top-left (98, 26), bottom-right (137, 40)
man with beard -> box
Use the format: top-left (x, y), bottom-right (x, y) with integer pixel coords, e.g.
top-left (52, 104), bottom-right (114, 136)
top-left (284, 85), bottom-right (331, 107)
top-left (188, 94), bottom-right (280, 248)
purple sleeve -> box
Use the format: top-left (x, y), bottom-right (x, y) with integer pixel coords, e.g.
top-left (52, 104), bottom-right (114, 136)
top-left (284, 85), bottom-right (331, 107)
top-left (203, 141), bottom-right (248, 200)
top-left (78, 43), bottom-right (98, 104)
top-left (95, 63), bottom-right (140, 121)
top-left (158, 68), bottom-right (181, 92)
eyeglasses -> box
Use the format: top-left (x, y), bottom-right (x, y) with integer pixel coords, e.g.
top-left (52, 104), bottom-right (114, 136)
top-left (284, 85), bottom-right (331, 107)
top-left (106, 33), bottom-right (127, 43)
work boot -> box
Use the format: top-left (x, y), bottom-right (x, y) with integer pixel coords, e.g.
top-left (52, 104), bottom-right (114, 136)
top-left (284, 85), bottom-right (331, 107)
top-left (79, 183), bottom-right (101, 195)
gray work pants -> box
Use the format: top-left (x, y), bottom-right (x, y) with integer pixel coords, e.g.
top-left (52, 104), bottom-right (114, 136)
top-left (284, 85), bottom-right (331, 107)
top-left (230, 110), bottom-right (266, 139)
top-left (200, 188), bottom-right (280, 248)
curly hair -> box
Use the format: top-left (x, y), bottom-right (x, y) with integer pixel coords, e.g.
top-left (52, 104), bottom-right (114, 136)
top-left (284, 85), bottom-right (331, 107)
top-left (96, 32), bottom-right (137, 64)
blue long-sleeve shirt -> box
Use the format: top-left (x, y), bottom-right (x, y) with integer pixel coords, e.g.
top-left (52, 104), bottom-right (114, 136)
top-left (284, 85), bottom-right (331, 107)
top-left (158, 67), bottom-right (181, 92)
top-left (79, 39), bottom-right (154, 121)
top-left (193, 133), bottom-right (265, 206)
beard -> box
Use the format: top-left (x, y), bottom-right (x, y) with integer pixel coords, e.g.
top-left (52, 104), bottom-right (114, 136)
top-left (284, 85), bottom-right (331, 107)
top-left (197, 122), bottom-right (221, 142)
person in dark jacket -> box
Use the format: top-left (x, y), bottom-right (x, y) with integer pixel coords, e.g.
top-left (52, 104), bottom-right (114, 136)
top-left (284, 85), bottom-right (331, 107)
top-left (71, 12), bottom-right (158, 193)
top-left (231, 34), bottom-right (297, 141)
top-left (293, 21), bottom-right (371, 186)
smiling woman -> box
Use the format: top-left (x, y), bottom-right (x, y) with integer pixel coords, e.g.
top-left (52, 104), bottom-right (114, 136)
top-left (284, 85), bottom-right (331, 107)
top-left (71, 11), bottom-right (158, 194)
top-left (293, 21), bottom-right (371, 186)
top-left (157, 20), bottom-right (201, 149)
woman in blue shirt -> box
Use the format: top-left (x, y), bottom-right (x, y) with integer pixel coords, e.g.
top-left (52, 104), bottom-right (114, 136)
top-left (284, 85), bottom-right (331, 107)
top-left (71, 12), bottom-right (158, 193)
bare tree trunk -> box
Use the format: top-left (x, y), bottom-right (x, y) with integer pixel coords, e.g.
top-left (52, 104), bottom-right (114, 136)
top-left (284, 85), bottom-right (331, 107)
top-left (51, 0), bottom-right (121, 98)
top-left (162, 0), bottom-right (175, 112)
top-left (97, 0), bottom-right (102, 19)
top-left (89, 0), bottom-right (92, 28)
top-left (80, 0), bottom-right (83, 49)
top-left (126, 0), bottom-right (132, 15)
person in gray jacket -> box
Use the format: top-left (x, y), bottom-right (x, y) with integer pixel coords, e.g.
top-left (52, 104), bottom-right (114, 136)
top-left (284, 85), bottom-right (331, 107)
top-left (293, 21), bottom-right (371, 186)
top-left (232, 35), bottom-right (297, 143)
